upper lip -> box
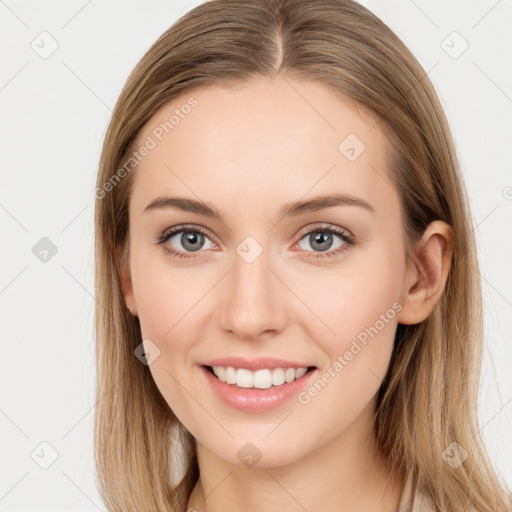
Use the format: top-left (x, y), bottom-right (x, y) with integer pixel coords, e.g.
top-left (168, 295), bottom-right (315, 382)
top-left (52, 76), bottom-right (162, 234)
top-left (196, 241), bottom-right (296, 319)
top-left (202, 356), bottom-right (316, 371)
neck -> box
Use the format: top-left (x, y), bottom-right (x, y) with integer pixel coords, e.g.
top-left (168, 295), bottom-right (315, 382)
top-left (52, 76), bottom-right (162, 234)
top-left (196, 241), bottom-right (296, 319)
top-left (187, 401), bottom-right (404, 512)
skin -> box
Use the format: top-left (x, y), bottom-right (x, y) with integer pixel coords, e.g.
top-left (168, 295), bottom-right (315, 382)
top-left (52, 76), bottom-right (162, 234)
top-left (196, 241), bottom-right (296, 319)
top-left (119, 74), bottom-right (453, 512)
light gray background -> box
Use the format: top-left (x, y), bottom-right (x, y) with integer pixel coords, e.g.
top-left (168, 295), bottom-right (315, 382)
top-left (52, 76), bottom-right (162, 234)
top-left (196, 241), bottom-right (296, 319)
top-left (1, 0), bottom-right (511, 510)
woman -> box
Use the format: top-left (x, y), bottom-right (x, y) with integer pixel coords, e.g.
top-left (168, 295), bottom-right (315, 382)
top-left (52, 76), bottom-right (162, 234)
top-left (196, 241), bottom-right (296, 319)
top-left (93, 0), bottom-right (512, 510)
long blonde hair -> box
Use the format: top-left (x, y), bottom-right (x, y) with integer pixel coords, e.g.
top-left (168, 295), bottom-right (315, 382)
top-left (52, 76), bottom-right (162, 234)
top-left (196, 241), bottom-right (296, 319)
top-left (93, 0), bottom-right (511, 510)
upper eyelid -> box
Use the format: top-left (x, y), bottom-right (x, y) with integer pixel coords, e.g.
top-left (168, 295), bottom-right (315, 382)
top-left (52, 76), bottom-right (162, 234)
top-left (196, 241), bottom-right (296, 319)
top-left (160, 224), bottom-right (217, 244)
top-left (295, 223), bottom-right (353, 239)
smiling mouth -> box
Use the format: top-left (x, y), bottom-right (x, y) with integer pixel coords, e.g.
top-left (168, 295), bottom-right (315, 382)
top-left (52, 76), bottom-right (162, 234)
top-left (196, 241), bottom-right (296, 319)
top-left (203, 365), bottom-right (316, 390)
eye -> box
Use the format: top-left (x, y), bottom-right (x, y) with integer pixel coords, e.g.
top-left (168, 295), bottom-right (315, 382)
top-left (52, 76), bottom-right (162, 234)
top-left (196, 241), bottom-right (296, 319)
top-left (295, 225), bottom-right (355, 260)
top-left (155, 224), bottom-right (216, 260)
top-left (156, 223), bottom-right (356, 261)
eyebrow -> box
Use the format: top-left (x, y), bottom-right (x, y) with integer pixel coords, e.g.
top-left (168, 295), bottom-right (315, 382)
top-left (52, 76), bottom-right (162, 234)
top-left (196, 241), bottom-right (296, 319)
top-left (143, 193), bottom-right (375, 220)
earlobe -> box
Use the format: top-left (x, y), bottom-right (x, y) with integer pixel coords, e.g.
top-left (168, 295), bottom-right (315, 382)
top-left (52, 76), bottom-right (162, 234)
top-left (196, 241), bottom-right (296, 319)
top-left (117, 244), bottom-right (138, 317)
top-left (397, 221), bottom-right (454, 325)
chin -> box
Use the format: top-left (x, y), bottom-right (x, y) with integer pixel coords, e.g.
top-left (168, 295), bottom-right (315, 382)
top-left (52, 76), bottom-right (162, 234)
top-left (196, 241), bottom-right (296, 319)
top-left (197, 431), bottom-right (314, 470)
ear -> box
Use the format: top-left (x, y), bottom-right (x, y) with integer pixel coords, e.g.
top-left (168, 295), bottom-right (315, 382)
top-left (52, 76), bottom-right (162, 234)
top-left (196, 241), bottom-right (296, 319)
top-left (117, 243), bottom-right (138, 317)
top-left (397, 220), bottom-right (454, 325)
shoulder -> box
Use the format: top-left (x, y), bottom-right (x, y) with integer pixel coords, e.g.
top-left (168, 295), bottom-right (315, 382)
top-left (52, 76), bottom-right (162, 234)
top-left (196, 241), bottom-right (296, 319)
top-left (397, 470), bottom-right (433, 512)
top-left (398, 471), bottom-right (483, 512)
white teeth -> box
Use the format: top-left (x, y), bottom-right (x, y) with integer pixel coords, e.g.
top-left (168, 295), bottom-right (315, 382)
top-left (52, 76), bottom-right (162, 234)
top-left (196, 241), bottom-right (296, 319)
top-left (225, 366), bottom-right (237, 385)
top-left (284, 368), bottom-right (296, 383)
top-left (295, 367), bottom-right (307, 379)
top-left (213, 366), bottom-right (226, 382)
top-left (271, 368), bottom-right (285, 386)
top-left (253, 369), bottom-right (272, 389)
top-left (236, 368), bottom-right (253, 388)
top-left (210, 365), bottom-right (310, 389)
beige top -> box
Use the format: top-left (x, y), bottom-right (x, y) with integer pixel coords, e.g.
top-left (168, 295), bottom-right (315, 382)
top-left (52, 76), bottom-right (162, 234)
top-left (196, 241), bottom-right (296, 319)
top-left (398, 472), bottom-right (481, 512)
top-left (398, 471), bottom-right (436, 512)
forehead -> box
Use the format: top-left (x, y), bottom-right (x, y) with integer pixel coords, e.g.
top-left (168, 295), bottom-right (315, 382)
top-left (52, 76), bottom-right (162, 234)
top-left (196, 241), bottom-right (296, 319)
top-left (129, 75), bottom-right (396, 219)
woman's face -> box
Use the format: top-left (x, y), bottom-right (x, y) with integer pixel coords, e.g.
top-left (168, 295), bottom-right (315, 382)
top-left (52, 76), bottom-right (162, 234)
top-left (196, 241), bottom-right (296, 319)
top-left (122, 75), bottom-right (410, 467)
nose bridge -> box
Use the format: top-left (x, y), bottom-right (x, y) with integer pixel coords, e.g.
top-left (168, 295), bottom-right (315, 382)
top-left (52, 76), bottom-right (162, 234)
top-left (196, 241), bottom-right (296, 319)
top-left (217, 237), bottom-right (287, 338)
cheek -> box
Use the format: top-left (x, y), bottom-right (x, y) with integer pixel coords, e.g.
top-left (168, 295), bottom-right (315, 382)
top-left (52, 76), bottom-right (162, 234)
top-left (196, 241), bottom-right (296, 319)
top-left (129, 257), bottom-right (207, 423)
top-left (295, 272), bottom-right (402, 437)
top-left (129, 250), bottom-right (211, 392)
top-left (130, 244), bottom-right (206, 340)
top-left (312, 240), bottom-right (403, 321)
top-left (311, 240), bottom-right (405, 377)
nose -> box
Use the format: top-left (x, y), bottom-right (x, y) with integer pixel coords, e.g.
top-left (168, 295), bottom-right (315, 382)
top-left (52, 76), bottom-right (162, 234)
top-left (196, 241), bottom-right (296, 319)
top-left (217, 243), bottom-right (288, 340)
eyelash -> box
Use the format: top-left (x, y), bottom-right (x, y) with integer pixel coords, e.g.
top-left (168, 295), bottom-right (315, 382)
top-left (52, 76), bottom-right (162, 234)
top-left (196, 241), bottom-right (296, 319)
top-left (155, 223), bottom-right (356, 261)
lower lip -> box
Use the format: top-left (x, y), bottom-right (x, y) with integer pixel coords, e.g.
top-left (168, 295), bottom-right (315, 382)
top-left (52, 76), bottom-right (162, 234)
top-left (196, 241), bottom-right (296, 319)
top-left (200, 366), bottom-right (317, 412)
